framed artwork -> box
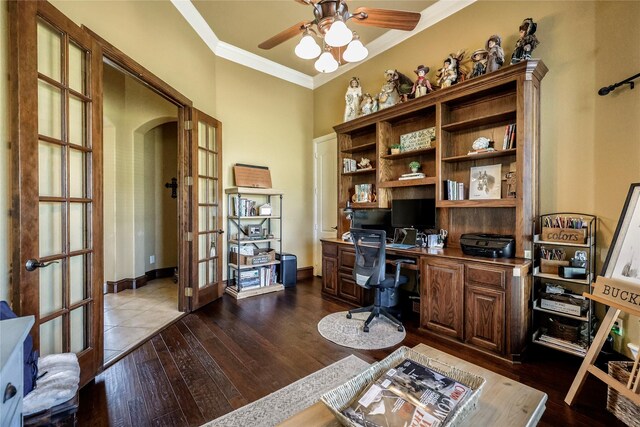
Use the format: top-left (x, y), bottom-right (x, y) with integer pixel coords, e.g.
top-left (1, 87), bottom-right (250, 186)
top-left (602, 183), bottom-right (640, 286)
top-left (469, 164), bottom-right (501, 200)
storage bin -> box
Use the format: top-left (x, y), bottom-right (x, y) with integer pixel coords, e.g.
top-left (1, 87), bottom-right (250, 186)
top-left (230, 248), bottom-right (276, 266)
top-left (607, 361), bottom-right (640, 427)
top-left (539, 292), bottom-right (589, 316)
top-left (540, 259), bottom-right (570, 275)
top-left (547, 316), bottom-right (582, 342)
top-left (541, 227), bottom-right (587, 244)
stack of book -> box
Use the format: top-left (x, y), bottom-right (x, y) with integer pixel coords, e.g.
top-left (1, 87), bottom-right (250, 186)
top-left (443, 180), bottom-right (465, 200)
top-left (342, 357), bottom-right (471, 427)
top-left (343, 158), bottom-right (357, 173)
top-left (398, 172), bottom-right (425, 181)
top-left (502, 124), bottom-right (517, 149)
top-left (234, 265), bottom-right (277, 291)
top-left (231, 196), bottom-right (257, 217)
top-left (537, 333), bottom-right (587, 356)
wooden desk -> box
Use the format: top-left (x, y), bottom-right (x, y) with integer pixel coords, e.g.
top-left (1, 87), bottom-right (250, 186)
top-left (278, 343), bottom-right (547, 427)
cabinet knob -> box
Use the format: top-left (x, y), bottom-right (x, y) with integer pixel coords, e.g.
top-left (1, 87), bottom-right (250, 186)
top-left (3, 383), bottom-right (17, 403)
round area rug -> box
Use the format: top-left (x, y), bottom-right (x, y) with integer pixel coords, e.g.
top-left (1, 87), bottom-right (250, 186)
top-left (317, 311), bottom-right (406, 350)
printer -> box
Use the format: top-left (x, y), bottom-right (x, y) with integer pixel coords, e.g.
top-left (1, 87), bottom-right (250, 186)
top-left (460, 233), bottom-right (515, 258)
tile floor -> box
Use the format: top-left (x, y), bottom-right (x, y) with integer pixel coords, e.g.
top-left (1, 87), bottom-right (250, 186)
top-left (103, 277), bottom-right (181, 363)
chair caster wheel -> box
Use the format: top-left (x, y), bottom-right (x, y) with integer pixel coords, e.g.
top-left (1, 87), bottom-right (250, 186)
top-left (397, 326), bottom-right (404, 332)
top-left (346, 313), bottom-right (352, 319)
top-left (363, 326), bottom-right (369, 333)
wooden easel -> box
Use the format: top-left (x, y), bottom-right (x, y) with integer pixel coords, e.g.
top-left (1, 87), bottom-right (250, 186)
top-left (565, 276), bottom-right (640, 406)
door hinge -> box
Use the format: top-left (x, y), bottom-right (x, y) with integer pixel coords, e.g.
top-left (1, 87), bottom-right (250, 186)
top-left (184, 120), bottom-right (193, 130)
top-left (185, 287), bottom-right (193, 297)
top-left (186, 232), bottom-right (193, 241)
top-left (185, 176), bottom-right (193, 186)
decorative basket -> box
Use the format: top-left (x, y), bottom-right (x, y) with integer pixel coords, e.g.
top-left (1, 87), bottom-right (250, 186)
top-left (539, 292), bottom-right (589, 316)
top-left (547, 316), bottom-right (582, 342)
top-left (539, 259), bottom-right (570, 275)
top-left (321, 346), bottom-right (485, 427)
top-left (607, 361), bottom-right (640, 427)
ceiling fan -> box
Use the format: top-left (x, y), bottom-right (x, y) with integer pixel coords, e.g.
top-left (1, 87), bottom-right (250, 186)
top-left (258, 0), bottom-right (421, 72)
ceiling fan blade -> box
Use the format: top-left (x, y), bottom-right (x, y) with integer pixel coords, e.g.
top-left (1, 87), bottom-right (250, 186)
top-left (258, 21), bottom-right (311, 50)
top-left (350, 7), bottom-right (421, 31)
top-left (293, 0), bottom-right (316, 5)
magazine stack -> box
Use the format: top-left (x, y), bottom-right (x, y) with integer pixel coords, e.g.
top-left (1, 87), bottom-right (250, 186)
top-left (322, 346), bottom-right (485, 427)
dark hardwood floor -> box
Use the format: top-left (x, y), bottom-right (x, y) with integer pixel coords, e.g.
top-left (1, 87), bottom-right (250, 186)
top-left (78, 278), bottom-right (624, 426)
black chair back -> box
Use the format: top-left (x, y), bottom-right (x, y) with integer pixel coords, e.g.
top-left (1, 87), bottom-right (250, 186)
top-left (350, 228), bottom-right (386, 289)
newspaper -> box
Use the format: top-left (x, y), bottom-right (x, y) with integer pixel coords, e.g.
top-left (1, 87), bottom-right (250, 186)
top-left (341, 358), bottom-right (471, 427)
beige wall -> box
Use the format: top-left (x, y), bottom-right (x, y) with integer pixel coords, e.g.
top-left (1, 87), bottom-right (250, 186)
top-left (215, 58), bottom-right (315, 268)
top-left (103, 65), bottom-right (178, 281)
top-left (313, 1), bottom-right (640, 356)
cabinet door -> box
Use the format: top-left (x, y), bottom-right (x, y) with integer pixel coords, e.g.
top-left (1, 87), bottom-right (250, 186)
top-left (322, 256), bottom-right (338, 296)
top-left (465, 285), bottom-right (505, 354)
top-left (338, 272), bottom-right (362, 304)
top-left (421, 258), bottom-right (464, 339)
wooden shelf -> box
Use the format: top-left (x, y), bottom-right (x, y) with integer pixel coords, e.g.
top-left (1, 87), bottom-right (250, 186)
top-left (442, 149), bottom-right (517, 163)
top-left (225, 283), bottom-right (284, 300)
top-left (437, 199), bottom-right (517, 208)
top-left (348, 202), bottom-right (378, 209)
top-left (379, 177), bottom-right (436, 188)
top-left (341, 141), bottom-right (376, 154)
top-left (441, 109), bottom-right (517, 132)
top-left (533, 269), bottom-right (593, 285)
top-left (381, 147), bottom-right (436, 160)
top-left (228, 215), bottom-right (281, 220)
top-left (229, 238), bottom-right (281, 245)
top-left (533, 300), bottom-right (589, 322)
top-left (342, 168), bottom-right (376, 176)
top-left (228, 260), bottom-right (280, 270)
top-left (534, 235), bottom-right (593, 248)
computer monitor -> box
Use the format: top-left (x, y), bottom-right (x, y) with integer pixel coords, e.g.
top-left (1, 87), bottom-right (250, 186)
top-left (391, 198), bottom-right (437, 231)
top-left (351, 208), bottom-right (393, 236)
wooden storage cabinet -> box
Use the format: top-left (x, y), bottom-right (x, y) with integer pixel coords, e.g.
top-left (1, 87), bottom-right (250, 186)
top-left (465, 285), bottom-right (505, 353)
top-left (322, 256), bottom-right (338, 296)
top-left (321, 242), bottom-right (369, 305)
top-left (420, 257), bottom-right (464, 340)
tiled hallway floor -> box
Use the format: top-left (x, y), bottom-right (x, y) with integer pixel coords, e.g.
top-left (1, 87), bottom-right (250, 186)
top-left (103, 277), bottom-right (181, 363)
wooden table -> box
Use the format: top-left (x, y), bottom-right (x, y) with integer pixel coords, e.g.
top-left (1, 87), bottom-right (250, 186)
top-left (278, 343), bottom-right (547, 427)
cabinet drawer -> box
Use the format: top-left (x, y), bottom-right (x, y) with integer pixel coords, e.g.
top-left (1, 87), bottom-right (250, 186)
top-left (338, 273), bottom-right (361, 304)
top-left (339, 248), bottom-right (356, 270)
top-left (322, 243), bottom-right (338, 257)
top-left (466, 264), bottom-right (507, 290)
top-left (1, 347), bottom-right (23, 427)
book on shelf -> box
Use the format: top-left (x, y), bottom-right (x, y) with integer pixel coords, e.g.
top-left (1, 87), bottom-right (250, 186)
top-left (234, 265), bottom-right (278, 290)
top-left (502, 124), bottom-right (517, 150)
top-left (343, 158), bottom-right (357, 173)
top-left (467, 148), bottom-right (496, 155)
top-left (398, 172), bottom-right (426, 180)
top-left (231, 196), bottom-right (257, 217)
top-left (341, 357), bottom-right (471, 427)
top-left (443, 180), bottom-right (465, 201)
top-left (537, 333), bottom-right (587, 353)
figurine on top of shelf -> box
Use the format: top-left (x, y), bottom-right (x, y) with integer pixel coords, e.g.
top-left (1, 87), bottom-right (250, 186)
top-left (359, 93), bottom-right (378, 116)
top-left (485, 35), bottom-right (505, 73)
top-left (395, 70), bottom-right (415, 102)
top-left (436, 51), bottom-right (466, 88)
top-left (344, 77), bottom-right (362, 122)
top-left (412, 65), bottom-right (434, 98)
top-left (378, 69), bottom-right (401, 109)
top-left (468, 49), bottom-right (488, 79)
top-left (510, 18), bottom-right (540, 64)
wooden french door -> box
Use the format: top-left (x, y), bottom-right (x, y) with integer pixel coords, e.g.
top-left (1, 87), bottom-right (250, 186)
top-left (189, 109), bottom-right (224, 310)
top-left (10, 0), bottom-right (103, 384)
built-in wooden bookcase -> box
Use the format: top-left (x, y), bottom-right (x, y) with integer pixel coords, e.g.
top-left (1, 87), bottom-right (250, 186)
top-left (335, 60), bottom-right (547, 258)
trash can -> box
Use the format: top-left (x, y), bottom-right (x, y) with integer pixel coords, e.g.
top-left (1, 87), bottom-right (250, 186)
top-left (276, 252), bottom-right (297, 287)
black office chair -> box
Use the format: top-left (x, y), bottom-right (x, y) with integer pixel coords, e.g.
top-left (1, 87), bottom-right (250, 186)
top-left (346, 228), bottom-right (414, 332)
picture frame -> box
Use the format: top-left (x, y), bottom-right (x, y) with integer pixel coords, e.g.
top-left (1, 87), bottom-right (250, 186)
top-left (601, 183), bottom-right (640, 287)
top-left (469, 164), bottom-right (501, 200)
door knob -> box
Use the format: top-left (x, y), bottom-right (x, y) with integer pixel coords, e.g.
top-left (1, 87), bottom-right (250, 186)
top-left (215, 229), bottom-right (225, 234)
top-left (25, 259), bottom-right (59, 272)
top-left (332, 226), bottom-right (338, 230)
top-left (3, 383), bottom-right (16, 403)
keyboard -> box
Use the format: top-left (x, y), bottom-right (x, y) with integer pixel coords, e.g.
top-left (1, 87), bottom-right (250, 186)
top-left (386, 243), bottom-right (416, 249)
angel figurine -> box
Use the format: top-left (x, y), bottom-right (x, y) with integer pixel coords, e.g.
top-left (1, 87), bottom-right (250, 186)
top-left (359, 93), bottom-right (378, 116)
top-left (510, 18), bottom-right (540, 64)
top-left (412, 65), bottom-right (433, 98)
top-left (486, 35), bottom-right (504, 73)
top-left (344, 77), bottom-right (362, 122)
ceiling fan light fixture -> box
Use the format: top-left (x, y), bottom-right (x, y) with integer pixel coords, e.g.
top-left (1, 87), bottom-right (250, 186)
top-left (314, 50), bottom-right (339, 73)
top-left (324, 20), bottom-right (353, 47)
top-left (294, 34), bottom-right (321, 59)
top-left (343, 35), bottom-right (368, 63)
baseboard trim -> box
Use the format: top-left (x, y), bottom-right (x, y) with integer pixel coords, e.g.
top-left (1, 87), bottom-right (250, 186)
top-left (105, 274), bottom-right (147, 294)
top-left (296, 267), bottom-right (313, 281)
top-left (146, 267), bottom-right (176, 281)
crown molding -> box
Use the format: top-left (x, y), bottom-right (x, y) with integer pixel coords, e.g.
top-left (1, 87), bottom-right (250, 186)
top-left (172, 0), bottom-right (476, 90)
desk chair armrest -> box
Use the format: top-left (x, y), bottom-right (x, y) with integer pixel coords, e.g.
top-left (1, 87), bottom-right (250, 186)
top-left (390, 259), bottom-right (415, 284)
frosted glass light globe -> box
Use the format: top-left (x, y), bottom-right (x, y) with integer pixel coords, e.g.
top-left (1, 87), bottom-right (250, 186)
top-left (294, 34), bottom-right (321, 59)
top-left (324, 20), bottom-right (352, 47)
top-left (343, 38), bottom-right (368, 62)
top-left (314, 51), bottom-right (339, 73)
